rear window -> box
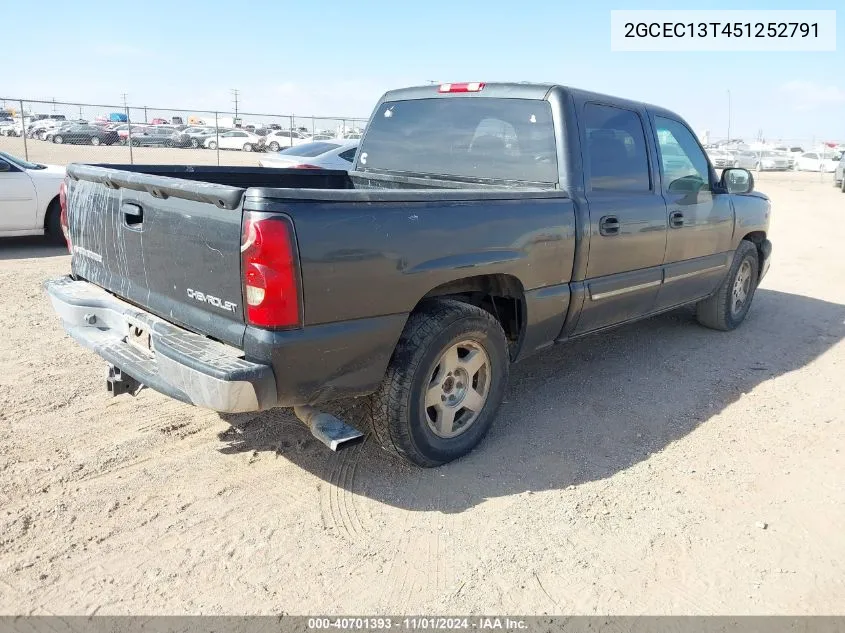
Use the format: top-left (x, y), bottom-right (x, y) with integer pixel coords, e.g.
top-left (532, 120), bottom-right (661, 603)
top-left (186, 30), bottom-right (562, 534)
top-left (279, 142), bottom-right (340, 157)
top-left (358, 98), bottom-right (558, 184)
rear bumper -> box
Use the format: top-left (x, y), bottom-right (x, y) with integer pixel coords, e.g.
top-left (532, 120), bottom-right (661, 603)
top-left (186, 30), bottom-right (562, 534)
top-left (45, 276), bottom-right (277, 413)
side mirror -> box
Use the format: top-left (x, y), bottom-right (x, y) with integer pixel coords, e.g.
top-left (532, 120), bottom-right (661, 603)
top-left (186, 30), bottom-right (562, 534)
top-left (720, 167), bottom-right (754, 194)
top-left (0, 160), bottom-right (10, 172)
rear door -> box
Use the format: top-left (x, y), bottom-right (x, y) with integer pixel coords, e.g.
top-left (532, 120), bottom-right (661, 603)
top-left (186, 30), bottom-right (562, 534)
top-left (66, 167), bottom-right (247, 346)
top-left (0, 159), bottom-right (36, 231)
top-left (573, 101), bottom-right (667, 334)
top-left (650, 115), bottom-right (735, 311)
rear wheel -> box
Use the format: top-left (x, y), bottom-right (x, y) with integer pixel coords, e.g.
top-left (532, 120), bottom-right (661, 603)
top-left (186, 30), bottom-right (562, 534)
top-left (45, 199), bottom-right (65, 246)
top-left (841, 177), bottom-right (845, 193)
top-left (130, 139), bottom-right (140, 147)
top-left (53, 135), bottom-right (64, 144)
top-left (207, 141), bottom-right (217, 150)
top-left (243, 143), bottom-right (253, 152)
top-left (366, 299), bottom-right (509, 467)
top-left (269, 141), bottom-right (280, 151)
top-left (696, 240), bottom-right (760, 331)
top-left (90, 136), bottom-right (100, 146)
top-left (190, 138), bottom-right (199, 148)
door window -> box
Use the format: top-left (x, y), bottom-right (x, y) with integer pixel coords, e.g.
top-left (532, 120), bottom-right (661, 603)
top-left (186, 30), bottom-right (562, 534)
top-left (583, 103), bottom-right (651, 192)
top-left (654, 116), bottom-right (710, 193)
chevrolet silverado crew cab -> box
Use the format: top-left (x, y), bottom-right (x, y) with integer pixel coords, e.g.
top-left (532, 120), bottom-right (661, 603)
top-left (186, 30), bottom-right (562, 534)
top-left (46, 82), bottom-right (772, 467)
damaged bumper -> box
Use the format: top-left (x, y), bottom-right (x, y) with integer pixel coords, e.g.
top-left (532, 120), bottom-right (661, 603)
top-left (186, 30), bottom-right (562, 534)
top-left (44, 276), bottom-right (276, 413)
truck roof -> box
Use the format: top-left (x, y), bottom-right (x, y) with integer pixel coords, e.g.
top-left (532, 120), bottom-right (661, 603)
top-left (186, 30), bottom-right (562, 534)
top-left (379, 82), bottom-right (677, 119)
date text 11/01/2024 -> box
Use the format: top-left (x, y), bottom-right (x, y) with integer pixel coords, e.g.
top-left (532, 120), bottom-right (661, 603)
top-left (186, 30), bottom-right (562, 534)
top-left (307, 618), bottom-right (527, 630)
top-left (624, 21), bottom-right (819, 39)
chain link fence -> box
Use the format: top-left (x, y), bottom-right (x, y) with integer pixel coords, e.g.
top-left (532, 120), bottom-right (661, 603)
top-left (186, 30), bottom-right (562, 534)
top-left (0, 98), bottom-right (368, 167)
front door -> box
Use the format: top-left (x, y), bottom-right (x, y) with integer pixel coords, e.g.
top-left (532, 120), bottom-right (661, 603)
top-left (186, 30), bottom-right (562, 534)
top-left (651, 115), bottom-right (735, 310)
top-left (574, 102), bottom-right (668, 334)
top-left (0, 160), bottom-right (36, 232)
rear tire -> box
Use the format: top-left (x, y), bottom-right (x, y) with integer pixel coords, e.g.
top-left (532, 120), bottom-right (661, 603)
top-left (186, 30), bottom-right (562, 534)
top-left (53, 135), bottom-right (64, 144)
top-left (696, 241), bottom-right (760, 331)
top-left (190, 138), bottom-right (199, 148)
top-left (45, 199), bottom-right (65, 246)
top-left (91, 136), bottom-right (100, 146)
top-left (207, 141), bottom-right (217, 150)
top-left (365, 299), bottom-right (509, 467)
top-left (243, 143), bottom-right (253, 152)
top-left (269, 141), bottom-right (280, 151)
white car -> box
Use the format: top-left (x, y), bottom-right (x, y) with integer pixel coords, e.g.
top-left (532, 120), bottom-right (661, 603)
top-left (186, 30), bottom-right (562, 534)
top-left (796, 152), bottom-right (841, 173)
top-left (204, 130), bottom-right (264, 152)
top-left (755, 151), bottom-right (791, 171)
top-left (258, 140), bottom-right (359, 170)
top-left (0, 151), bottom-right (66, 240)
top-left (263, 130), bottom-right (311, 151)
top-left (0, 120), bottom-right (24, 137)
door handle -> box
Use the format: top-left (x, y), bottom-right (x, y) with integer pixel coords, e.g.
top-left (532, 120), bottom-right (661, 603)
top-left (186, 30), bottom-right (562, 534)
top-left (121, 202), bottom-right (143, 226)
top-left (669, 211), bottom-right (684, 228)
top-left (599, 215), bottom-right (621, 236)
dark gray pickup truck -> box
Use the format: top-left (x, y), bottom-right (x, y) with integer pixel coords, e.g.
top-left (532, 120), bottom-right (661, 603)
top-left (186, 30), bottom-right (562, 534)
top-left (46, 82), bottom-right (772, 466)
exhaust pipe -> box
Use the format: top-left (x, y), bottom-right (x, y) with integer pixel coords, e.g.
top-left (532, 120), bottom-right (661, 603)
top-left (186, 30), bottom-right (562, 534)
top-left (293, 405), bottom-right (365, 451)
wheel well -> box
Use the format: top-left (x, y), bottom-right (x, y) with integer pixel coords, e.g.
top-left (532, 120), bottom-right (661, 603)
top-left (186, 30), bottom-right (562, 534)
top-left (43, 195), bottom-right (60, 231)
top-left (417, 274), bottom-right (525, 359)
top-left (741, 231), bottom-right (767, 277)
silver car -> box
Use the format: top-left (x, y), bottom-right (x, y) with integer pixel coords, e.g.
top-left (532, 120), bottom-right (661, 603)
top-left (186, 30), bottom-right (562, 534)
top-left (709, 149), bottom-right (756, 169)
top-left (756, 151), bottom-right (791, 171)
top-left (834, 154), bottom-right (845, 192)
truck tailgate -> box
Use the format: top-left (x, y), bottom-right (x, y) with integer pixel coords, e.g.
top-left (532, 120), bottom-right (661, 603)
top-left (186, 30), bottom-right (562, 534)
top-left (66, 164), bottom-right (247, 347)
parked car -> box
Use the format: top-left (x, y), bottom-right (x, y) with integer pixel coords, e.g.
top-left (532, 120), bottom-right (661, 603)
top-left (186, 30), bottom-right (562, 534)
top-left (795, 151), bottom-right (841, 173)
top-left (755, 151), bottom-right (791, 171)
top-left (51, 124), bottom-right (120, 146)
top-left (44, 121), bottom-right (88, 142)
top-left (112, 123), bottom-right (149, 142)
top-left (263, 129), bottom-right (311, 151)
top-left (127, 127), bottom-right (177, 147)
top-left (46, 81), bottom-right (772, 467)
top-left (149, 118), bottom-right (169, 125)
top-left (708, 149), bottom-right (755, 169)
top-left (834, 154), bottom-right (845, 192)
top-left (170, 127), bottom-right (217, 148)
top-left (0, 151), bottom-right (65, 241)
top-left (0, 120), bottom-right (24, 137)
top-left (258, 140), bottom-right (358, 170)
top-left (204, 129), bottom-right (264, 151)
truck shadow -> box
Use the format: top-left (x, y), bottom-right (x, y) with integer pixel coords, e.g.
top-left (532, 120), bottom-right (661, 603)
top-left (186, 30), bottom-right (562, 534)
top-left (217, 288), bottom-right (845, 513)
top-left (0, 236), bottom-right (68, 260)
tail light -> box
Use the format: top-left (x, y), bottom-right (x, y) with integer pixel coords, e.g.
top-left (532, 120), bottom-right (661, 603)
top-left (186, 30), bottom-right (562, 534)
top-left (240, 212), bottom-right (301, 329)
top-left (59, 179), bottom-right (71, 253)
top-left (292, 164), bottom-right (322, 169)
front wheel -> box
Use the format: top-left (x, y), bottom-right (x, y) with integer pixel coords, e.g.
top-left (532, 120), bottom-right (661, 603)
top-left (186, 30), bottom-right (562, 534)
top-left (696, 240), bottom-right (760, 331)
top-left (243, 143), bottom-right (253, 152)
top-left (366, 299), bottom-right (509, 467)
top-left (268, 141), bottom-right (280, 151)
top-left (207, 141), bottom-right (217, 150)
top-left (91, 136), bottom-right (101, 146)
top-left (190, 138), bottom-right (199, 148)
top-left (841, 177), bottom-right (845, 193)
top-left (53, 135), bottom-right (64, 144)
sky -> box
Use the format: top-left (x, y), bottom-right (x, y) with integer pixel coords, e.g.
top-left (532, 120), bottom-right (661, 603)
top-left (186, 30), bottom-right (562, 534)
top-left (4, 0), bottom-right (844, 141)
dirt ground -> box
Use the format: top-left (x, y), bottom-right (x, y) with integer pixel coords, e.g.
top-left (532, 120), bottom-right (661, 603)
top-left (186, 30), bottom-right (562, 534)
top-left (1, 168), bottom-right (843, 615)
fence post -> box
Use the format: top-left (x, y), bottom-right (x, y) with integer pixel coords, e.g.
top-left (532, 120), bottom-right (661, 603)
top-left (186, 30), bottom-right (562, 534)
top-left (19, 100), bottom-right (28, 161)
top-left (215, 112), bottom-right (220, 166)
top-left (143, 106), bottom-right (148, 123)
top-left (312, 116), bottom-right (315, 138)
top-left (125, 104), bottom-right (134, 165)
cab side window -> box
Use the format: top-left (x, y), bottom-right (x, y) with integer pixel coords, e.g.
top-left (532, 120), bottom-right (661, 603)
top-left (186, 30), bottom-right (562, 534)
top-left (654, 116), bottom-right (710, 193)
top-left (584, 103), bottom-right (651, 192)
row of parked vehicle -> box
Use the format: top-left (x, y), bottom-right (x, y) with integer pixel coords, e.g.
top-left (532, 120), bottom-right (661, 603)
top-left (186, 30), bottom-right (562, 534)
top-left (0, 115), bottom-right (365, 152)
top-left (704, 143), bottom-right (843, 173)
